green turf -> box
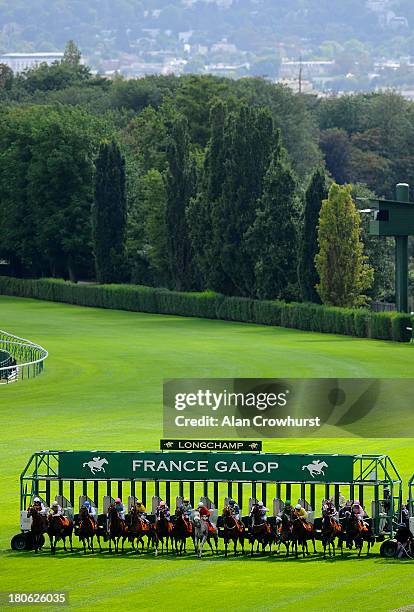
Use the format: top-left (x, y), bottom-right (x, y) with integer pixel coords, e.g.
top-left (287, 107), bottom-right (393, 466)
top-left (0, 296), bottom-right (413, 612)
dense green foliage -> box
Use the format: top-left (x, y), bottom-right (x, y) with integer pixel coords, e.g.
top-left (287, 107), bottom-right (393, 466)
top-left (315, 184), bottom-right (374, 307)
top-left (92, 140), bottom-right (127, 283)
top-left (2, 50), bottom-right (413, 308)
top-left (298, 168), bottom-right (328, 303)
top-left (0, 276), bottom-right (410, 342)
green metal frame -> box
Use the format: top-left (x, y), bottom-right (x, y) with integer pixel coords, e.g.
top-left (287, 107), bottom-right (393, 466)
top-left (409, 473), bottom-right (414, 516)
top-left (20, 451), bottom-right (403, 537)
top-left (359, 183), bottom-right (413, 312)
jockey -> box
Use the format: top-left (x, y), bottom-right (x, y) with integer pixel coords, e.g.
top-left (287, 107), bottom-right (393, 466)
top-left (50, 501), bottom-right (63, 517)
top-left (351, 500), bottom-right (366, 522)
top-left (250, 501), bottom-right (268, 526)
top-left (83, 501), bottom-right (97, 524)
top-left (293, 503), bottom-right (308, 521)
top-left (339, 500), bottom-right (352, 518)
top-left (156, 501), bottom-right (171, 521)
top-left (322, 499), bottom-right (339, 524)
top-left (282, 500), bottom-right (293, 518)
top-left (32, 497), bottom-right (48, 516)
top-left (179, 498), bottom-right (193, 520)
top-left (135, 500), bottom-right (150, 525)
top-left (114, 497), bottom-right (126, 520)
top-left (228, 499), bottom-right (241, 520)
top-left (135, 500), bottom-right (147, 516)
top-left (197, 501), bottom-right (215, 530)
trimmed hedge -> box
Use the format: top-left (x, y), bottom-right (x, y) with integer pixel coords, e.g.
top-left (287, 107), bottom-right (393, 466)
top-left (0, 276), bottom-right (411, 342)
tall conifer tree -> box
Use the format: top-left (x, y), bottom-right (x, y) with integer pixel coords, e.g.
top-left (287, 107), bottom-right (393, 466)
top-left (165, 115), bottom-right (197, 290)
top-left (92, 140), bottom-right (127, 283)
top-left (298, 167), bottom-right (327, 303)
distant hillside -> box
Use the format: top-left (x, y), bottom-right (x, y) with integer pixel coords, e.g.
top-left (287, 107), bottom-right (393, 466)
top-left (0, 0), bottom-right (413, 56)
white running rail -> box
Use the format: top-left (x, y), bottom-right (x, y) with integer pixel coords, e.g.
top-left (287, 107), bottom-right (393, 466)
top-left (0, 329), bottom-right (48, 383)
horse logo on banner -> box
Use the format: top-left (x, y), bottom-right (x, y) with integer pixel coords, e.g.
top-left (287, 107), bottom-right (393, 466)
top-left (302, 459), bottom-right (328, 478)
top-left (82, 457), bottom-right (108, 475)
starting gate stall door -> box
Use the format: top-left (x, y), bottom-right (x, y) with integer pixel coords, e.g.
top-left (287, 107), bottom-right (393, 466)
top-left (152, 496), bottom-right (162, 514)
top-left (79, 495), bottom-right (97, 512)
top-left (273, 499), bottom-right (284, 516)
top-left (56, 495), bottom-right (74, 520)
top-left (128, 496), bottom-right (138, 512)
top-left (103, 496), bottom-right (114, 514)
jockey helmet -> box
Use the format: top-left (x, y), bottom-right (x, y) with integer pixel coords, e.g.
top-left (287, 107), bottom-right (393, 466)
top-left (229, 499), bottom-right (235, 505)
top-left (353, 500), bottom-right (360, 506)
top-left (52, 501), bottom-right (58, 507)
top-left (285, 500), bottom-right (291, 505)
top-left (33, 497), bottom-right (41, 503)
top-left (198, 502), bottom-right (204, 508)
top-left (84, 501), bottom-right (90, 508)
top-left (183, 498), bottom-right (189, 503)
top-left (137, 500), bottom-right (142, 505)
top-left (115, 498), bottom-right (121, 504)
top-left (159, 501), bottom-right (166, 506)
top-left (295, 504), bottom-right (301, 510)
top-left (258, 501), bottom-right (263, 507)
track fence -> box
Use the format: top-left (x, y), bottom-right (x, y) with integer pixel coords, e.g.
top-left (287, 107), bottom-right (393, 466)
top-left (0, 329), bottom-right (48, 383)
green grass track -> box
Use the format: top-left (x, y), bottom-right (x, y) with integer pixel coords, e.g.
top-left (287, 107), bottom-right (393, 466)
top-left (0, 296), bottom-right (413, 611)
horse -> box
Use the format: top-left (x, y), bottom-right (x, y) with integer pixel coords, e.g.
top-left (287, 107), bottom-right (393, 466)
top-left (321, 513), bottom-right (342, 558)
top-left (342, 512), bottom-right (375, 557)
top-left (47, 513), bottom-right (74, 555)
top-left (27, 506), bottom-right (47, 553)
top-left (222, 506), bottom-right (245, 557)
top-left (173, 508), bottom-right (194, 556)
top-left (249, 506), bottom-right (275, 555)
top-left (107, 504), bottom-right (128, 553)
top-left (77, 506), bottom-right (102, 554)
top-left (126, 506), bottom-right (153, 553)
top-left (276, 512), bottom-right (293, 557)
top-left (154, 509), bottom-right (173, 556)
top-left (292, 516), bottom-right (317, 558)
top-left (192, 510), bottom-right (218, 558)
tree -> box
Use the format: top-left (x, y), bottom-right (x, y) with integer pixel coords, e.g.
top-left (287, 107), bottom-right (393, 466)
top-left (165, 115), bottom-right (197, 291)
top-left (92, 140), bottom-right (127, 283)
top-left (247, 141), bottom-right (300, 300)
top-left (63, 40), bottom-right (82, 67)
top-left (298, 167), bottom-right (328, 302)
top-left (0, 105), bottom-right (105, 280)
top-left (319, 128), bottom-right (352, 184)
top-left (187, 100), bottom-right (227, 290)
top-left (315, 183), bottom-right (374, 307)
top-left (211, 104), bottom-right (276, 296)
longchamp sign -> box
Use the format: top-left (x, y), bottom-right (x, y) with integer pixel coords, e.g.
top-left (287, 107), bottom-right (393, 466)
top-left (59, 451), bottom-right (354, 483)
top-left (160, 439), bottom-right (263, 451)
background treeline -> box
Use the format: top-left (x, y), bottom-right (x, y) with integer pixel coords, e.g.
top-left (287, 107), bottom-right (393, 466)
top-left (0, 47), bottom-right (413, 305)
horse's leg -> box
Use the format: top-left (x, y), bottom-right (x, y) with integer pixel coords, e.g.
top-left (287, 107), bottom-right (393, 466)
top-left (83, 537), bottom-right (87, 555)
top-left (224, 537), bottom-right (228, 558)
top-left (108, 536), bottom-right (112, 554)
top-left (250, 537), bottom-right (254, 556)
top-left (69, 532), bottom-right (73, 552)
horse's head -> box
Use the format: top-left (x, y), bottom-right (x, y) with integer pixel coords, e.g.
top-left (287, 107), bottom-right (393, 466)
top-left (79, 506), bottom-right (88, 519)
top-left (223, 505), bottom-right (232, 517)
top-left (193, 510), bottom-right (201, 526)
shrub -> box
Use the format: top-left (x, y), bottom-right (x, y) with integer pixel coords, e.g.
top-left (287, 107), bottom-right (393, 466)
top-left (0, 277), bottom-right (410, 342)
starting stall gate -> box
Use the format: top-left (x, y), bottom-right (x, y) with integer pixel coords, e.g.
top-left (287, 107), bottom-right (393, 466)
top-left (12, 450), bottom-right (403, 549)
top-left (409, 473), bottom-right (414, 516)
